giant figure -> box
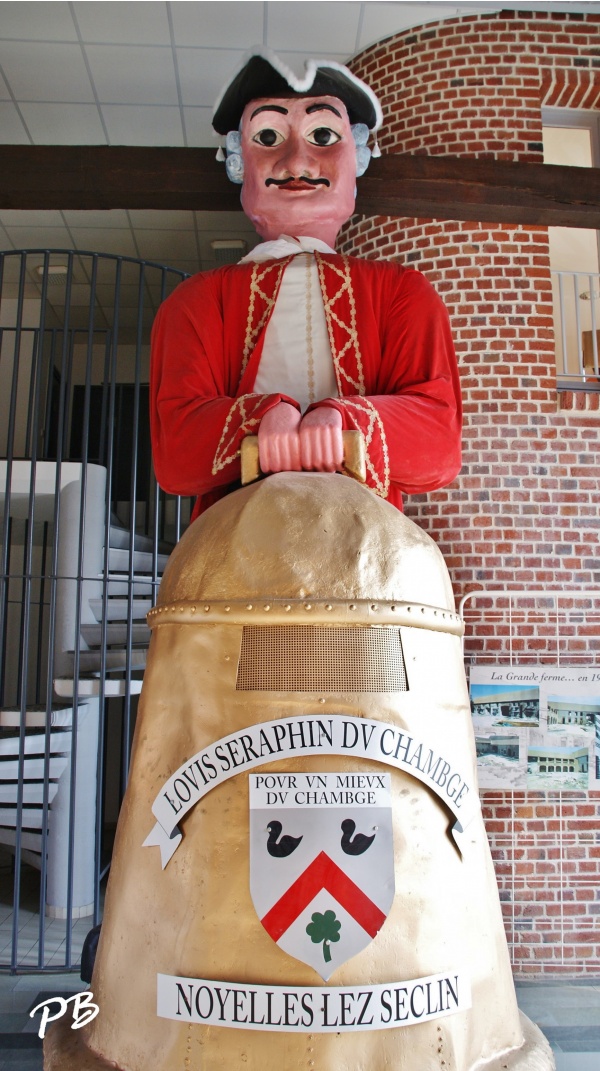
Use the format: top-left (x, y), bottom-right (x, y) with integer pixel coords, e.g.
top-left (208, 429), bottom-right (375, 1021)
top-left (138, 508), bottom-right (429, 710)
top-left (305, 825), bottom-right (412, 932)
top-left (150, 50), bottom-right (462, 517)
top-left (45, 50), bottom-right (554, 1071)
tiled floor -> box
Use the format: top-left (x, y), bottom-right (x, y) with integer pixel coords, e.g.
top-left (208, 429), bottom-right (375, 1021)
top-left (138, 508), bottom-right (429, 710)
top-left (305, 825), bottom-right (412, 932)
top-left (0, 867), bottom-right (90, 971)
top-left (0, 973), bottom-right (597, 1069)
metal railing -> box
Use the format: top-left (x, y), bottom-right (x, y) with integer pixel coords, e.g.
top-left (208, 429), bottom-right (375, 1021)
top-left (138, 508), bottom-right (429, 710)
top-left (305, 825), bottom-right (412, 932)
top-left (0, 250), bottom-right (193, 971)
top-left (552, 269), bottom-right (600, 390)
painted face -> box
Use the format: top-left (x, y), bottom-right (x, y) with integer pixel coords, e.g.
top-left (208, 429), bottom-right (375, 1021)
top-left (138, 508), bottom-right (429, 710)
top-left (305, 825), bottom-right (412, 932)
top-left (240, 95), bottom-right (357, 246)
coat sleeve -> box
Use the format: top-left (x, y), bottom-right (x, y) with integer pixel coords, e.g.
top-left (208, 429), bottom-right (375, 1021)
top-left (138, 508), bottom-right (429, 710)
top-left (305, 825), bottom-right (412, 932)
top-left (310, 269), bottom-right (462, 501)
top-left (150, 275), bottom-right (299, 497)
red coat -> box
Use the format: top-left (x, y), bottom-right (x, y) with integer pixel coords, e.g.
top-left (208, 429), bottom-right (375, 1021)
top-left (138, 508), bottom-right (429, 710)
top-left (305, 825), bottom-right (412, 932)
top-left (150, 252), bottom-right (462, 519)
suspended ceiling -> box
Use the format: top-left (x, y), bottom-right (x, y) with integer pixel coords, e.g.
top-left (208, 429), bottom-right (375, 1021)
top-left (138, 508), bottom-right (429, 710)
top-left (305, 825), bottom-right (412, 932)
top-left (0, 0), bottom-right (597, 277)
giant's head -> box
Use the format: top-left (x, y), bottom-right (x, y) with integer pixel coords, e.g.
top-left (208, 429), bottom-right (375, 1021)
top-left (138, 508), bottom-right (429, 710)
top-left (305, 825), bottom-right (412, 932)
top-left (212, 50), bottom-right (382, 246)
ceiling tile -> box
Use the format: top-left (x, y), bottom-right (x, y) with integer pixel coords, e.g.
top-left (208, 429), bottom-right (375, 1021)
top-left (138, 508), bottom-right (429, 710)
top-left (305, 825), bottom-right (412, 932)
top-left (171, 2), bottom-right (264, 48)
top-left (183, 106), bottom-right (215, 147)
top-left (134, 229), bottom-right (199, 262)
top-left (85, 44), bottom-right (179, 106)
top-left (128, 210), bottom-right (197, 230)
top-left (154, 259), bottom-right (202, 274)
top-left (73, 2), bottom-right (172, 46)
top-left (62, 210), bottom-right (132, 230)
top-left (0, 210), bottom-right (67, 229)
top-left (69, 228), bottom-right (138, 257)
top-left (19, 103), bottom-right (107, 144)
top-left (0, 68), bottom-right (11, 100)
top-left (93, 282), bottom-right (142, 305)
top-left (355, 3), bottom-right (463, 52)
top-left (0, 2), bottom-right (78, 42)
top-left (195, 211), bottom-right (255, 234)
top-left (177, 48), bottom-right (246, 108)
top-left (101, 104), bottom-right (184, 146)
top-left (267, 3), bottom-right (361, 56)
top-left (3, 225), bottom-right (74, 249)
top-left (0, 42), bottom-right (95, 103)
top-left (267, 50), bottom-right (353, 82)
top-left (0, 101), bottom-right (30, 143)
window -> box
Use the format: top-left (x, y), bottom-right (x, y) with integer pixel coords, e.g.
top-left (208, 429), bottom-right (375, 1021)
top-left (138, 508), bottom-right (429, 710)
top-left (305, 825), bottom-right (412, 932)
top-left (543, 109), bottom-right (600, 389)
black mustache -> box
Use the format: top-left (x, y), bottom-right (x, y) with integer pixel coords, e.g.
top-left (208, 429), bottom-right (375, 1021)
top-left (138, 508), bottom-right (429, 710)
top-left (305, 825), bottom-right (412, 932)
top-left (265, 176), bottom-right (330, 187)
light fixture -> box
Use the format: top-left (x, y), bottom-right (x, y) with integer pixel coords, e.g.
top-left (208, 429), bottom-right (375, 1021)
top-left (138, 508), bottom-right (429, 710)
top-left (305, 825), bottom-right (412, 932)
top-left (210, 239), bottom-right (247, 265)
top-left (35, 264), bottom-right (69, 277)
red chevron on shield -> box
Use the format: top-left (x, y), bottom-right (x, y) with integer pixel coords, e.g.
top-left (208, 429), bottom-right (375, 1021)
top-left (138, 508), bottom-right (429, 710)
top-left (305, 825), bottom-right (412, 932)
top-left (250, 771), bottom-right (395, 980)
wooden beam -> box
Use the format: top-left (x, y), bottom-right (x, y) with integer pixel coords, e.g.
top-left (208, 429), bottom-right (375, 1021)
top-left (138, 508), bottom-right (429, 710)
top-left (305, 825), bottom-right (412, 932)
top-left (0, 146), bottom-right (599, 228)
top-left (355, 153), bottom-right (600, 229)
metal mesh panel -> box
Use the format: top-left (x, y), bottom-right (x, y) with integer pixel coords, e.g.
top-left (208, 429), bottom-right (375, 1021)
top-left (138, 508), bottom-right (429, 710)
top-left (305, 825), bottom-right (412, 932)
top-left (236, 626), bottom-right (408, 692)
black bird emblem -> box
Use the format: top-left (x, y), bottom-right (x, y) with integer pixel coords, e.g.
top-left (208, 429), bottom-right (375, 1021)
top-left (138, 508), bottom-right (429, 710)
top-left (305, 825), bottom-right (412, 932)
top-left (266, 821), bottom-right (303, 858)
top-left (340, 819), bottom-right (376, 856)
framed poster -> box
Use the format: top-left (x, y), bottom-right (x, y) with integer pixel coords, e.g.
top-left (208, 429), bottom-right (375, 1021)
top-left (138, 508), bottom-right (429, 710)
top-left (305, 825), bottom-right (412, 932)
top-left (469, 666), bottom-right (600, 792)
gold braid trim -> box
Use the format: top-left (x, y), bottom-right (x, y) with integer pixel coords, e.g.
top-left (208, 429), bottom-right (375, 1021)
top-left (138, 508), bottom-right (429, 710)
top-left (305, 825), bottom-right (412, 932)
top-left (315, 254), bottom-right (365, 396)
top-left (212, 394), bottom-right (264, 476)
top-left (342, 397), bottom-right (390, 499)
top-left (241, 259), bottom-right (290, 373)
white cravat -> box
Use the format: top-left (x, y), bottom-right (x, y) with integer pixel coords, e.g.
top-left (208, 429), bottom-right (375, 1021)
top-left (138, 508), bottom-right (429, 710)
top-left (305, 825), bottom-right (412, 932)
top-left (240, 236), bottom-right (339, 413)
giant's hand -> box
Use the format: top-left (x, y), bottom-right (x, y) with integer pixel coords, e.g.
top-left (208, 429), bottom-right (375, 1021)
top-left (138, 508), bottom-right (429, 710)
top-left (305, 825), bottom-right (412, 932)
top-left (258, 403), bottom-right (344, 474)
top-left (300, 407), bottom-right (343, 472)
top-left (258, 401), bottom-right (302, 473)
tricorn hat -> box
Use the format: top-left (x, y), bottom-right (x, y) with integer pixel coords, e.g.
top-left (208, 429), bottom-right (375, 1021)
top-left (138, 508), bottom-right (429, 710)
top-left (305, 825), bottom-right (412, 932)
top-left (212, 47), bottom-right (383, 135)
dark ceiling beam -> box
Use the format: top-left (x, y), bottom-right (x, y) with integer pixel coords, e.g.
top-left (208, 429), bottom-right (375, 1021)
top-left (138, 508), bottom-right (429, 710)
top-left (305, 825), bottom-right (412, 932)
top-left (0, 146), bottom-right (599, 228)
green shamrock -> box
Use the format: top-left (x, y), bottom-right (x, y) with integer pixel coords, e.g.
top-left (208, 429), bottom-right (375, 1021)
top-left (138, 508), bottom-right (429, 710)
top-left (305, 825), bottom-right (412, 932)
top-left (305, 909), bottom-right (341, 963)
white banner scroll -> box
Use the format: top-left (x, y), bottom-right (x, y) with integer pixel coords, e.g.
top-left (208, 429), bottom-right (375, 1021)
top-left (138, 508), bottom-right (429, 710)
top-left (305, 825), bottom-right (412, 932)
top-left (143, 716), bottom-right (477, 866)
top-left (157, 968), bottom-right (471, 1032)
top-left (143, 716), bottom-right (478, 867)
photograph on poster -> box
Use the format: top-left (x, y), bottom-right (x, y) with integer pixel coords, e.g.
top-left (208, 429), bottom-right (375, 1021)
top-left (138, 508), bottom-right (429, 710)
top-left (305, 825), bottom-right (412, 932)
top-left (470, 682), bottom-right (539, 729)
top-left (469, 666), bottom-right (599, 792)
top-left (527, 736), bottom-right (589, 792)
top-left (474, 730), bottom-right (527, 790)
top-left (547, 695), bottom-right (600, 737)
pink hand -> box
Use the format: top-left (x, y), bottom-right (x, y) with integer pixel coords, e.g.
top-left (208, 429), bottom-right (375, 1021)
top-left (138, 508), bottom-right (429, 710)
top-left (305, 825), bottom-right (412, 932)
top-left (299, 408), bottom-right (343, 472)
top-left (258, 402), bottom-right (301, 473)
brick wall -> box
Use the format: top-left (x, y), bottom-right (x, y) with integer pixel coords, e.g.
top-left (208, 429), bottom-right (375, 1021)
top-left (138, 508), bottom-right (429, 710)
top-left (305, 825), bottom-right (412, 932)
top-left (340, 10), bottom-right (600, 976)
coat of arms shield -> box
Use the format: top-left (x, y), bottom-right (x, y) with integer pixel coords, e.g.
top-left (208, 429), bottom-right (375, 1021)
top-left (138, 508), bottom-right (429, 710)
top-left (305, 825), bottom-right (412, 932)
top-left (249, 771), bottom-right (395, 981)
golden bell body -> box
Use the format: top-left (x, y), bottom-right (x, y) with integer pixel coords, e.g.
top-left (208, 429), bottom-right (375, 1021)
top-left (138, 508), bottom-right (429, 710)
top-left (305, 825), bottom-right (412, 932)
top-left (45, 474), bottom-right (554, 1070)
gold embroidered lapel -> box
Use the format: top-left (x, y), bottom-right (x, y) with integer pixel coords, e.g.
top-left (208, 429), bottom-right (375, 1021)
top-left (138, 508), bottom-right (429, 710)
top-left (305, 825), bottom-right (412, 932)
top-left (241, 259), bottom-right (291, 374)
top-left (315, 253), bottom-right (365, 397)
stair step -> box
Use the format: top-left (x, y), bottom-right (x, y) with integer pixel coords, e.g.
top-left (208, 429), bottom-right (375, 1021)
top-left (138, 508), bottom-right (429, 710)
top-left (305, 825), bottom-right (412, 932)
top-left (0, 730), bottom-right (72, 756)
top-left (89, 598), bottom-right (152, 623)
top-left (0, 828), bottom-right (43, 855)
top-left (73, 650), bottom-right (147, 673)
top-left (109, 525), bottom-right (170, 554)
top-left (0, 806), bottom-right (48, 830)
top-left (0, 756), bottom-right (69, 781)
top-left (105, 576), bottom-right (159, 598)
top-left (0, 782), bottom-right (59, 805)
top-left (80, 622), bottom-right (151, 647)
top-left (108, 547), bottom-right (170, 574)
top-left (54, 678), bottom-right (144, 699)
top-left (0, 708), bottom-right (74, 730)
